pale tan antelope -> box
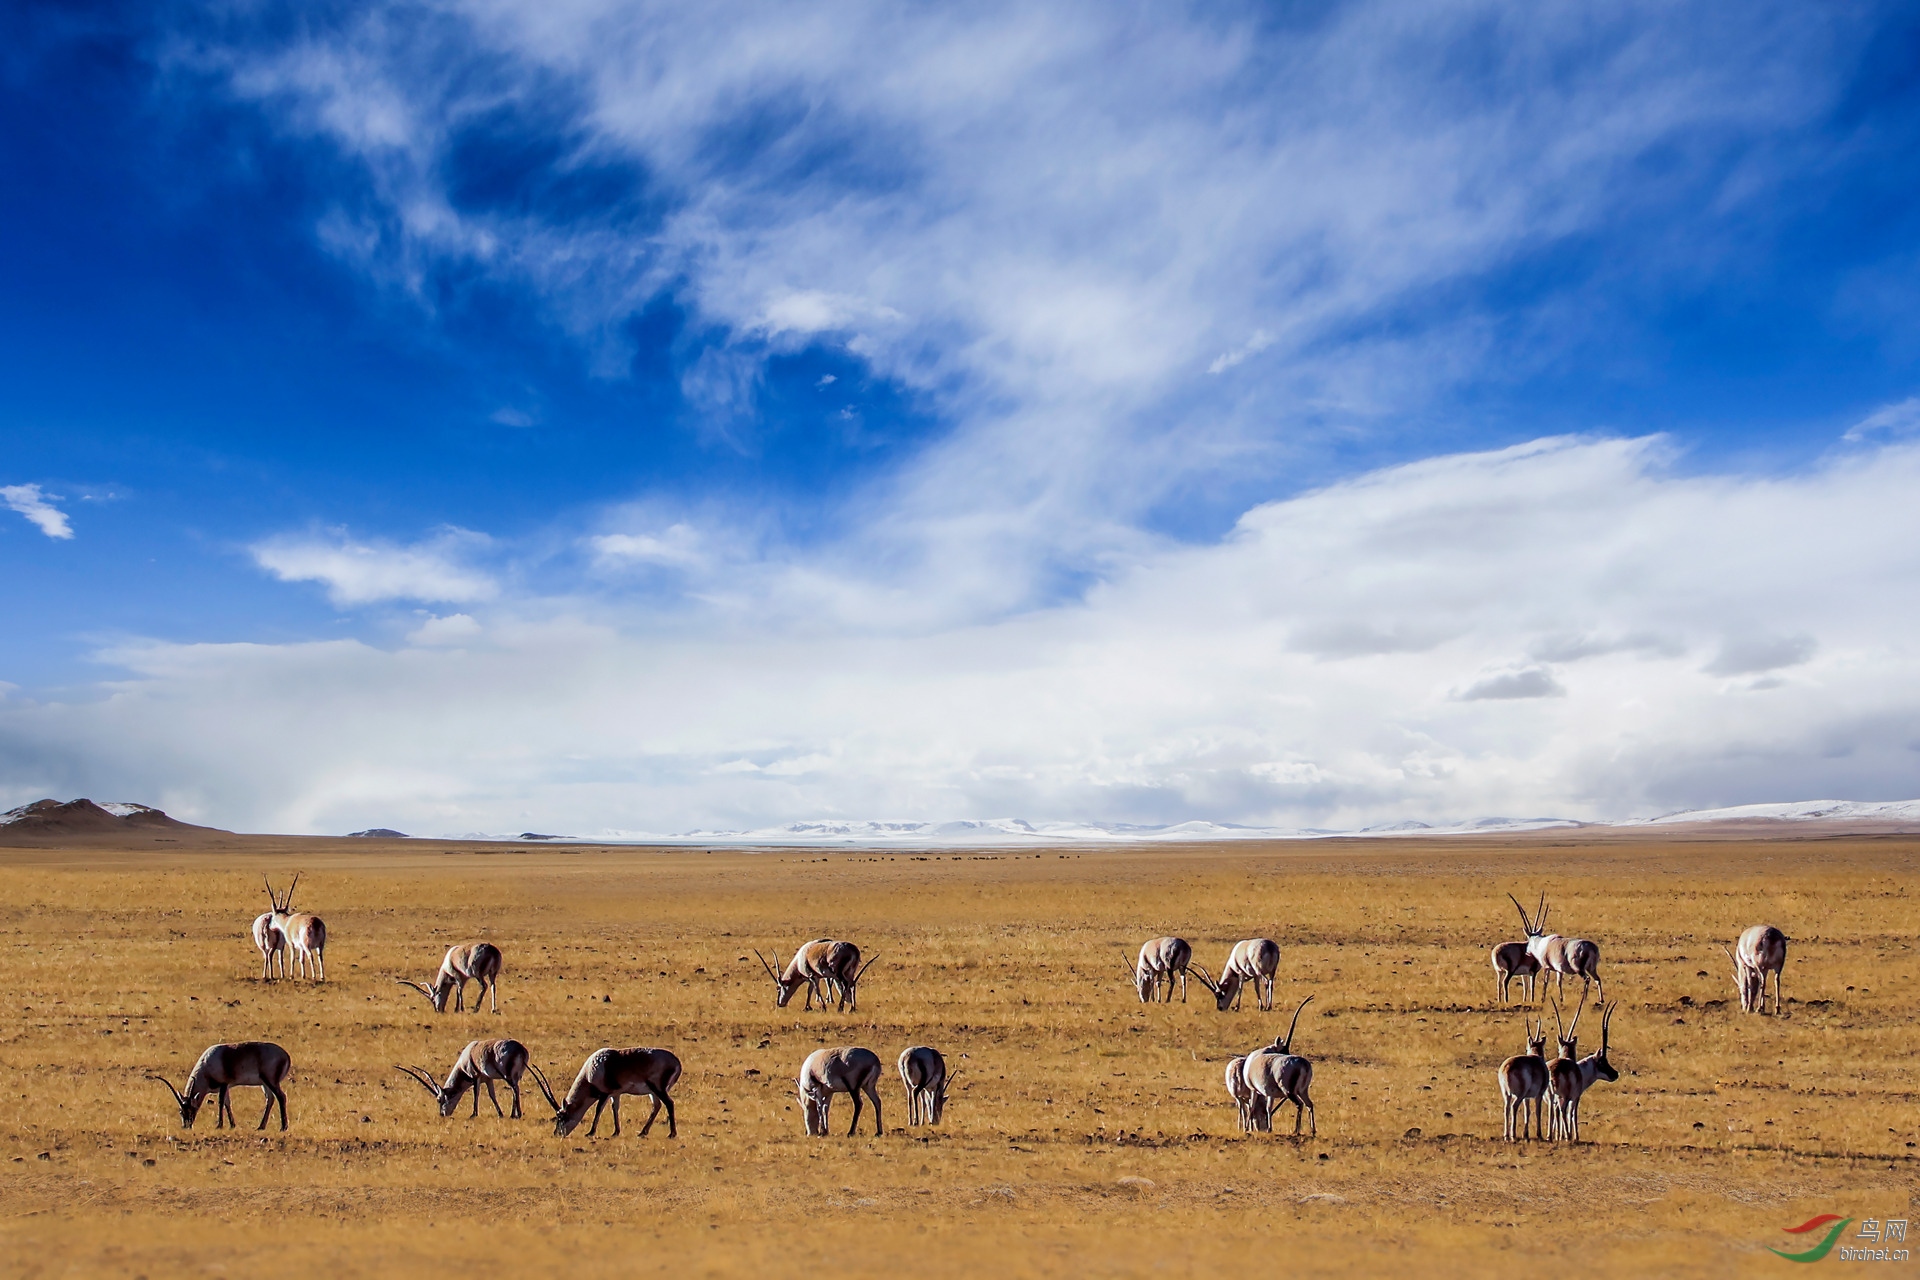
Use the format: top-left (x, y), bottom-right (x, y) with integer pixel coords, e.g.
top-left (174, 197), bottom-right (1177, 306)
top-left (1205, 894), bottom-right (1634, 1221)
top-left (1240, 996), bottom-right (1316, 1136)
top-left (1131, 936), bottom-right (1194, 1003)
top-left (755, 941), bottom-right (836, 1010)
top-left (396, 942), bottom-right (504, 1013)
top-left (798, 1046), bottom-right (884, 1136)
top-left (251, 881), bottom-right (287, 982)
top-left (1509, 891), bottom-right (1603, 1006)
top-left (1497, 1015), bottom-right (1550, 1141)
top-left (273, 873), bottom-right (327, 981)
top-left (1547, 1002), bottom-right (1618, 1141)
top-left (395, 1038), bottom-right (529, 1118)
top-left (1724, 924), bottom-right (1788, 1015)
top-left (825, 940), bottom-right (880, 1012)
top-left (150, 1041), bottom-right (291, 1131)
top-left (529, 1047), bottom-right (680, 1138)
top-left (898, 1045), bottom-right (956, 1126)
top-left (1224, 1055), bottom-right (1266, 1132)
top-left (1197, 939), bottom-right (1281, 1011)
top-left (1491, 940), bottom-right (1539, 1003)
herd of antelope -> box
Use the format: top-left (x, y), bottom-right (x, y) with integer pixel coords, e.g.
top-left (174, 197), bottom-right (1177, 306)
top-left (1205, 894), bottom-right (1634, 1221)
top-left (151, 874), bottom-right (1791, 1148)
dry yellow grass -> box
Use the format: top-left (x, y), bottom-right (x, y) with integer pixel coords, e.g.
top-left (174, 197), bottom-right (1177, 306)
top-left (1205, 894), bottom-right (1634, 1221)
top-left (1, 833), bottom-right (1915, 1277)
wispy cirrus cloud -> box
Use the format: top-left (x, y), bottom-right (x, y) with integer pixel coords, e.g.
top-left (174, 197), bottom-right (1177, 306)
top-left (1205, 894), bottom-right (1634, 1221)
top-left (1, 484), bottom-right (74, 540)
top-left (250, 528), bottom-right (497, 605)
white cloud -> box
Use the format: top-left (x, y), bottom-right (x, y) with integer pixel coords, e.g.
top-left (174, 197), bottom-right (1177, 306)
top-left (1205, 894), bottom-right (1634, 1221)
top-left (1, 484), bottom-right (74, 540)
top-left (587, 523), bottom-right (704, 570)
top-left (250, 528), bottom-right (498, 606)
top-left (1453, 667), bottom-right (1567, 701)
top-left (1207, 329), bottom-right (1274, 375)
top-left (1843, 396), bottom-right (1920, 442)
top-left (11, 436), bottom-right (1920, 835)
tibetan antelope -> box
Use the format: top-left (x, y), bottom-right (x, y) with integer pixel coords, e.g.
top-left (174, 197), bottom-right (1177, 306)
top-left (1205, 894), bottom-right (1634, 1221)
top-left (898, 1045), bottom-right (956, 1126)
top-left (1130, 936), bottom-right (1194, 1003)
top-left (825, 941), bottom-right (880, 1012)
top-left (1724, 925), bottom-right (1788, 1015)
top-left (1546, 1001), bottom-right (1618, 1141)
top-left (1224, 1055), bottom-right (1265, 1132)
top-left (251, 882), bottom-right (287, 982)
top-left (395, 1039), bottom-right (529, 1118)
top-left (396, 942), bottom-right (504, 1013)
top-left (529, 1047), bottom-right (681, 1138)
top-left (1508, 891), bottom-right (1603, 1006)
top-left (1240, 996), bottom-right (1316, 1136)
top-left (799, 1046), bottom-right (884, 1136)
top-left (150, 1041), bottom-right (291, 1131)
top-left (1491, 940), bottom-right (1539, 1003)
top-left (267, 874), bottom-right (327, 981)
top-left (755, 941), bottom-right (837, 1010)
top-left (1194, 939), bottom-right (1281, 1011)
top-left (1496, 1015), bottom-right (1550, 1141)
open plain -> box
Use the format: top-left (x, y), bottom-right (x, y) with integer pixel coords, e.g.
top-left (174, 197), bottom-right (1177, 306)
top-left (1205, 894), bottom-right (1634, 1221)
top-left (0, 830), bottom-right (1914, 1278)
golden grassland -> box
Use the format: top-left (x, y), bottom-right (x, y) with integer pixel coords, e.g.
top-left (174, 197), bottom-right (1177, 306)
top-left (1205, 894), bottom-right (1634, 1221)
top-left (0, 832), bottom-right (1915, 1278)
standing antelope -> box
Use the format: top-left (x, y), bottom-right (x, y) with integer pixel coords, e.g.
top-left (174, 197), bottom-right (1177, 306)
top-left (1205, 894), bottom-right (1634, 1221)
top-left (1491, 941), bottom-right (1539, 1003)
top-left (1196, 939), bottom-right (1281, 1011)
top-left (1496, 1015), bottom-right (1550, 1141)
top-left (251, 881), bottom-right (287, 982)
top-left (755, 941), bottom-right (837, 1010)
top-left (529, 1047), bottom-right (680, 1138)
top-left (898, 1045), bottom-right (955, 1126)
top-left (798, 1046), bottom-right (884, 1136)
top-left (396, 942), bottom-right (504, 1013)
top-left (1131, 937), bottom-right (1194, 1003)
top-left (1508, 891), bottom-right (1603, 1006)
top-left (1546, 1001), bottom-right (1618, 1141)
top-left (1224, 1055), bottom-right (1266, 1132)
top-left (268, 874), bottom-right (327, 981)
top-left (1724, 925), bottom-right (1788, 1015)
top-left (150, 1041), bottom-right (291, 1131)
top-left (395, 1038), bottom-right (530, 1118)
top-left (1240, 996), bottom-right (1316, 1136)
top-left (825, 941), bottom-right (880, 1012)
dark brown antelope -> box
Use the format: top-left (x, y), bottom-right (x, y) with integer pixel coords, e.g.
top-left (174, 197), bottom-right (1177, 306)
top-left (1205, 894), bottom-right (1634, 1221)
top-left (1240, 996), bottom-right (1316, 1136)
top-left (1496, 1015), bottom-right (1550, 1141)
top-left (898, 1045), bottom-right (955, 1125)
top-left (824, 940), bottom-right (880, 1012)
top-left (1509, 891), bottom-right (1603, 1006)
top-left (1195, 939), bottom-right (1281, 1011)
top-left (396, 942), bottom-right (504, 1013)
top-left (1724, 925), bottom-right (1788, 1015)
top-left (755, 941), bottom-right (836, 1010)
top-left (1131, 936), bottom-right (1194, 1003)
top-left (1491, 940), bottom-right (1539, 1003)
top-left (150, 1042), bottom-right (291, 1131)
top-left (799, 1046), bottom-right (884, 1136)
top-left (1547, 1002), bottom-right (1618, 1141)
top-left (529, 1047), bottom-right (681, 1138)
top-left (395, 1038), bottom-right (529, 1118)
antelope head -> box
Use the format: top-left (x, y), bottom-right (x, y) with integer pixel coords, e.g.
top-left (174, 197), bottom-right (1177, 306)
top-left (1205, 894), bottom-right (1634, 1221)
top-left (1507, 891), bottom-right (1544, 940)
top-left (1591, 1003), bottom-right (1620, 1081)
top-left (930, 1069), bottom-right (959, 1124)
top-left (525, 1063), bottom-right (579, 1136)
top-left (1522, 1015), bottom-right (1547, 1058)
top-left (394, 1064), bottom-right (462, 1117)
top-left (149, 1073), bottom-right (202, 1128)
top-left (395, 976), bottom-right (452, 1012)
top-left (1550, 997), bottom-right (1580, 1060)
top-left (1721, 944), bottom-right (1760, 1006)
top-left (1273, 994), bottom-right (1314, 1053)
top-left (755, 949), bottom-right (804, 1007)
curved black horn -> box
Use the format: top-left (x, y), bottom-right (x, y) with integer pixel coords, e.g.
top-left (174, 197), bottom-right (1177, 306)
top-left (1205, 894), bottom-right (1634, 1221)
top-left (1279, 994), bottom-right (1314, 1052)
top-left (753, 949), bottom-right (781, 982)
top-left (262, 875), bottom-right (277, 906)
top-left (284, 872), bottom-right (301, 911)
top-left (525, 1062), bottom-right (562, 1113)
top-left (1536, 890), bottom-right (1548, 930)
top-left (1550, 997), bottom-right (1566, 1041)
top-left (1566, 998), bottom-right (1587, 1038)
top-left (1188, 960), bottom-right (1220, 992)
top-left (1506, 893), bottom-right (1533, 934)
top-left (147, 1074), bottom-right (185, 1106)
top-left (393, 1065), bottom-right (442, 1098)
top-left (853, 954), bottom-right (880, 983)
top-left (1601, 1002), bottom-right (1614, 1049)
top-left (394, 978), bottom-right (433, 1001)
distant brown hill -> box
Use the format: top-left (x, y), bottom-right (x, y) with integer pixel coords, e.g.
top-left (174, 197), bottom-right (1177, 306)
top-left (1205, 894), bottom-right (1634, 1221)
top-left (0, 798), bottom-right (229, 847)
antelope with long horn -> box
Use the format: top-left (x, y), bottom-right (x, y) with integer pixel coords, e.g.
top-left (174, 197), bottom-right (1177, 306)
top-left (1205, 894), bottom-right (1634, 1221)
top-left (149, 1041), bottom-right (291, 1131)
top-left (1496, 1015), bottom-right (1550, 1141)
top-left (825, 940), bottom-right (880, 1012)
top-left (1224, 1055), bottom-right (1266, 1133)
top-left (1724, 925), bottom-right (1788, 1015)
top-left (1546, 1001), bottom-right (1619, 1141)
top-left (1202, 939), bottom-right (1281, 1011)
top-left (1490, 941), bottom-right (1539, 1003)
top-left (395, 1039), bottom-right (529, 1118)
top-left (252, 878), bottom-right (287, 982)
top-left (277, 873), bottom-right (328, 981)
top-left (528, 1047), bottom-right (681, 1138)
top-left (1240, 996), bottom-right (1316, 1136)
top-left (1509, 891), bottom-right (1603, 1006)
top-left (798, 1046), bottom-right (884, 1137)
top-left (754, 941), bottom-right (835, 1010)
top-left (396, 942), bottom-right (504, 1013)
top-left (898, 1045), bottom-right (956, 1126)
top-left (1131, 936), bottom-right (1194, 1003)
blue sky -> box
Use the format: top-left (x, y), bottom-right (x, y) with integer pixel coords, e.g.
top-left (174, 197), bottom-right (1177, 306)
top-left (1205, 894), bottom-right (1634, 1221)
top-left (3, 2), bottom-right (1920, 834)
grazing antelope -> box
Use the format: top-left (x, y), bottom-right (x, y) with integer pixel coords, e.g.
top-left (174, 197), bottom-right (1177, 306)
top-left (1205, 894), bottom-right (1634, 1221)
top-left (1491, 941), bottom-right (1539, 1003)
top-left (1496, 1015), bottom-right (1551, 1141)
top-left (825, 940), bottom-right (880, 1012)
top-left (395, 1039), bottom-right (529, 1118)
top-left (1240, 996), bottom-right (1316, 1136)
top-left (529, 1047), bottom-right (681, 1138)
top-left (1195, 939), bottom-right (1281, 1011)
top-left (1724, 925), bottom-right (1788, 1015)
top-left (1508, 891), bottom-right (1603, 1006)
top-left (1546, 1001), bottom-right (1619, 1141)
top-left (755, 941), bottom-right (837, 1010)
top-left (1131, 936), bottom-right (1194, 1003)
top-left (396, 942), bottom-right (504, 1013)
top-left (150, 1041), bottom-right (291, 1131)
top-left (267, 874), bottom-right (327, 981)
top-left (1224, 1055), bottom-right (1266, 1133)
top-left (251, 885), bottom-right (287, 982)
top-left (798, 1046), bottom-right (884, 1137)
top-left (898, 1046), bottom-right (956, 1126)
